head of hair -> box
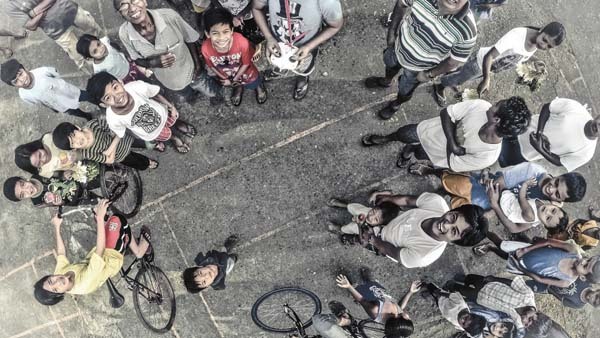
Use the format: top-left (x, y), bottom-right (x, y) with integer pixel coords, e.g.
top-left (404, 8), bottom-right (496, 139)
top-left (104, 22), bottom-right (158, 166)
top-left (33, 276), bottom-right (64, 306)
top-left (112, 0), bottom-right (125, 10)
top-left (584, 255), bottom-right (600, 283)
top-left (464, 313), bottom-right (486, 336)
top-left (495, 96), bottom-right (531, 137)
top-left (495, 322), bottom-right (515, 338)
top-left (541, 22), bottom-right (566, 46)
top-left (86, 71), bottom-right (118, 105)
top-left (52, 122), bottom-right (78, 151)
top-left (3, 176), bottom-right (23, 202)
top-left (375, 201), bottom-right (401, 225)
top-left (545, 208), bottom-right (569, 235)
top-left (202, 7), bottom-right (234, 33)
top-left (1, 59), bottom-right (24, 86)
top-left (560, 172), bottom-right (586, 202)
top-left (384, 316), bottom-right (414, 338)
top-left (523, 312), bottom-right (554, 338)
top-left (76, 34), bottom-right (99, 59)
top-left (14, 139), bottom-right (44, 175)
top-left (451, 204), bottom-right (488, 247)
top-left (182, 267), bottom-right (206, 294)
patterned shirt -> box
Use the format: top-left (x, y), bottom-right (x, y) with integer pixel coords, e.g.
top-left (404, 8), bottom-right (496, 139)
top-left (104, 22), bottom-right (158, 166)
top-left (395, 0), bottom-right (477, 71)
top-left (476, 276), bottom-right (536, 329)
top-left (79, 119), bottom-right (135, 163)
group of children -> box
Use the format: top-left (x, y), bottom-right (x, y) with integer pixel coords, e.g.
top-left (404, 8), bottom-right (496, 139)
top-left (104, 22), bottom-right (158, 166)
top-left (1, 0), bottom-right (599, 338)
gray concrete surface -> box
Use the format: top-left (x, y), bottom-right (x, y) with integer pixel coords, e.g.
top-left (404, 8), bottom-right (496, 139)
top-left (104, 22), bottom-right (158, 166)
top-left (0, 0), bottom-right (598, 337)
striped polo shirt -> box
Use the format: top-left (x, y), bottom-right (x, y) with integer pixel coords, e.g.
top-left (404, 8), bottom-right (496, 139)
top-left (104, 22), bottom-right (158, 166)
top-left (395, 0), bottom-right (477, 71)
top-left (79, 119), bottom-right (135, 163)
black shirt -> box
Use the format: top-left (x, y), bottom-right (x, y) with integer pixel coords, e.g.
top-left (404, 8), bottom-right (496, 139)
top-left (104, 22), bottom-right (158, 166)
top-left (194, 250), bottom-right (230, 290)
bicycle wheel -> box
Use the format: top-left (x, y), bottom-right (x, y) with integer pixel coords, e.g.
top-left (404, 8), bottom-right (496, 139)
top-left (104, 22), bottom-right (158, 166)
top-left (251, 287), bottom-right (321, 333)
top-left (132, 264), bottom-right (176, 333)
top-left (358, 319), bottom-right (386, 338)
top-left (100, 164), bottom-right (143, 218)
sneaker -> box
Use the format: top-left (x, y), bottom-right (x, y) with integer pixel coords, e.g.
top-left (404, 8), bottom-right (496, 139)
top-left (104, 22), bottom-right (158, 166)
top-left (359, 267), bottom-right (374, 283)
top-left (364, 76), bottom-right (392, 89)
top-left (378, 102), bottom-right (400, 120)
top-left (223, 234), bottom-right (240, 253)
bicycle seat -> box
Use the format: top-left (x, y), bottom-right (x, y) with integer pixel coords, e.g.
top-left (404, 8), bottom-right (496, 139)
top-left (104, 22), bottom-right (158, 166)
top-left (106, 278), bottom-right (125, 308)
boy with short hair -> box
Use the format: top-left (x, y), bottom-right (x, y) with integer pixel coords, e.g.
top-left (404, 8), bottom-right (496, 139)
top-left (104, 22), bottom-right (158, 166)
top-left (86, 72), bottom-right (196, 154)
top-left (0, 59), bottom-right (93, 120)
top-left (3, 175), bottom-right (100, 208)
top-left (182, 235), bottom-right (239, 293)
top-left (201, 8), bottom-right (266, 106)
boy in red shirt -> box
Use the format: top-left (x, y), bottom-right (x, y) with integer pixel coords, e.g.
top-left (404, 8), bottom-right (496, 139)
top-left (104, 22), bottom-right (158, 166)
top-left (201, 8), bottom-right (267, 106)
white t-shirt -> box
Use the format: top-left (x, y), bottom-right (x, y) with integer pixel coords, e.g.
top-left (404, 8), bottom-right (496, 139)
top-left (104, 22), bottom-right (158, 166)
top-left (477, 27), bottom-right (536, 72)
top-left (417, 99), bottom-right (501, 172)
top-left (518, 98), bottom-right (596, 172)
top-left (18, 67), bottom-right (80, 113)
top-left (499, 191), bottom-right (539, 227)
top-left (380, 193), bottom-right (449, 268)
top-left (93, 37), bottom-right (130, 80)
top-left (106, 81), bottom-right (168, 141)
top-left (438, 292), bottom-right (469, 331)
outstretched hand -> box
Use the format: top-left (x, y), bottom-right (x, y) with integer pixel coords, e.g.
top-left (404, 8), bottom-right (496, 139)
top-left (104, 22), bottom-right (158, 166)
top-left (409, 280), bottom-right (423, 293)
top-left (336, 274), bottom-right (352, 289)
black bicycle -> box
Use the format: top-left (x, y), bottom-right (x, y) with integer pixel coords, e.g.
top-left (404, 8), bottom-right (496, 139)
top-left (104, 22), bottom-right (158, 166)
top-left (100, 163), bottom-right (143, 218)
top-left (106, 244), bottom-right (176, 333)
top-left (251, 287), bottom-right (386, 338)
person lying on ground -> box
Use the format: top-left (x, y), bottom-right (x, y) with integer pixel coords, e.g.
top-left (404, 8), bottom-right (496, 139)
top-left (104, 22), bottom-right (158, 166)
top-left (87, 71), bottom-right (196, 154)
top-left (355, 191), bottom-right (488, 268)
top-left (361, 97), bottom-right (531, 173)
top-left (52, 119), bottom-right (159, 171)
top-left (336, 268), bottom-right (421, 326)
top-left (33, 199), bottom-right (151, 305)
top-left (526, 277), bottom-right (600, 310)
top-left (0, 59), bottom-right (94, 120)
top-left (15, 135), bottom-right (78, 179)
top-left (3, 175), bottom-right (100, 207)
top-left (182, 235), bottom-right (239, 293)
top-left (201, 8), bottom-right (267, 106)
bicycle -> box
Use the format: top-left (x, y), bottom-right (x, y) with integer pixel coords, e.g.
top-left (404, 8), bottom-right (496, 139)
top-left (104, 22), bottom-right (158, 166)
top-left (251, 287), bottom-right (387, 338)
top-left (100, 163), bottom-right (143, 218)
top-left (106, 236), bottom-right (176, 333)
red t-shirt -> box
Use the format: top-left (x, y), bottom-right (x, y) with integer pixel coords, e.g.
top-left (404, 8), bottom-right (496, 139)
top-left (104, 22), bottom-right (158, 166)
top-left (201, 32), bottom-right (258, 85)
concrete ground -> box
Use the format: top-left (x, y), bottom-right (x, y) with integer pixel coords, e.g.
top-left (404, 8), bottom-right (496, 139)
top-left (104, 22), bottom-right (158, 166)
top-left (0, 0), bottom-right (599, 337)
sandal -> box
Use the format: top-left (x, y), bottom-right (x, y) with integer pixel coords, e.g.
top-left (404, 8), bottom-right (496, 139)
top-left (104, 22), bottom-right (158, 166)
top-left (255, 83), bottom-right (267, 104)
top-left (293, 77), bottom-right (309, 101)
top-left (139, 225), bottom-right (154, 262)
top-left (472, 243), bottom-right (491, 257)
top-left (153, 142), bottom-right (166, 152)
top-left (176, 121), bottom-right (197, 137)
top-left (148, 159), bottom-right (159, 169)
top-left (171, 136), bottom-right (190, 153)
top-left (361, 135), bottom-right (388, 147)
top-left (432, 83), bottom-right (447, 107)
top-left (409, 163), bottom-right (433, 176)
top-left (231, 85), bottom-right (244, 106)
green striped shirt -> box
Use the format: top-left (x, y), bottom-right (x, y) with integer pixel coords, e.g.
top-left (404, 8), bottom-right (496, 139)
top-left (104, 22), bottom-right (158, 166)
top-left (79, 119), bottom-right (135, 163)
top-left (395, 0), bottom-right (477, 71)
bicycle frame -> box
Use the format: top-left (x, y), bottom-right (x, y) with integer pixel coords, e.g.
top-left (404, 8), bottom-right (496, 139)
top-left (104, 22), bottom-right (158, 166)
top-left (118, 257), bottom-right (163, 303)
top-left (283, 304), bottom-right (308, 337)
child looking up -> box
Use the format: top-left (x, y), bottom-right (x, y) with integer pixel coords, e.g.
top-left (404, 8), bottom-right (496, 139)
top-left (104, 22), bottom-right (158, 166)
top-left (76, 34), bottom-right (152, 83)
top-left (201, 8), bottom-right (266, 106)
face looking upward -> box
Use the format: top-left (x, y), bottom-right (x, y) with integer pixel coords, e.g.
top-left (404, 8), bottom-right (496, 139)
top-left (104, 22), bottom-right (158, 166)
top-left (12, 68), bottom-right (33, 88)
top-left (101, 80), bottom-right (131, 109)
top-left (207, 23), bottom-right (234, 53)
top-left (519, 308), bottom-right (537, 328)
top-left (430, 211), bottom-right (471, 243)
top-left (43, 274), bottom-right (73, 294)
top-left (437, 0), bottom-right (467, 15)
top-left (88, 39), bottom-right (108, 60)
top-left (118, 0), bottom-right (148, 25)
top-left (14, 179), bottom-right (40, 200)
top-left (192, 266), bottom-right (218, 288)
top-left (541, 177), bottom-right (569, 202)
top-left (535, 32), bottom-right (558, 51)
top-left (68, 128), bottom-right (91, 149)
top-left (536, 203), bottom-right (564, 229)
top-left (30, 148), bottom-right (50, 169)
top-left (575, 256), bottom-right (599, 277)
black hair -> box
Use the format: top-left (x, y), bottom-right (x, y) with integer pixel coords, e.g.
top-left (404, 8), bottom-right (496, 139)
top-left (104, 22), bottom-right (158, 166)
top-left (523, 312), bottom-right (553, 338)
top-left (541, 22), bottom-right (566, 46)
top-left (560, 172), bottom-right (586, 202)
top-left (451, 204), bottom-right (489, 247)
top-left (585, 255), bottom-right (600, 283)
top-left (202, 7), bottom-right (234, 33)
top-left (182, 267), bottom-right (207, 293)
top-left (544, 208), bottom-right (569, 236)
top-left (464, 313), bottom-right (486, 336)
top-left (493, 322), bottom-right (515, 338)
top-left (14, 139), bottom-right (44, 175)
top-left (374, 201), bottom-right (401, 226)
top-left (86, 71), bottom-right (118, 105)
top-left (34, 276), bottom-right (65, 306)
top-left (52, 122), bottom-right (78, 151)
top-left (76, 34), bottom-right (99, 59)
top-left (0, 59), bottom-right (24, 86)
top-left (113, 0), bottom-right (125, 10)
top-left (495, 96), bottom-right (531, 138)
top-left (3, 176), bottom-right (23, 202)
top-left (384, 316), bottom-right (414, 338)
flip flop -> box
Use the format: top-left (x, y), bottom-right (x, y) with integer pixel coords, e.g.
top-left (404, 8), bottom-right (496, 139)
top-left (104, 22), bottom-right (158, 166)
top-left (177, 122), bottom-right (197, 137)
top-left (148, 159), bottom-right (159, 169)
top-left (153, 142), bottom-right (166, 152)
top-left (171, 136), bottom-right (190, 153)
top-left (432, 83), bottom-right (447, 107)
top-left (361, 135), bottom-right (387, 147)
top-left (409, 163), bottom-right (433, 176)
top-left (293, 77), bottom-right (309, 101)
top-left (255, 83), bottom-right (267, 104)
top-left (396, 148), bottom-right (414, 168)
top-left (472, 243), bottom-right (490, 257)
top-left (231, 86), bottom-right (244, 106)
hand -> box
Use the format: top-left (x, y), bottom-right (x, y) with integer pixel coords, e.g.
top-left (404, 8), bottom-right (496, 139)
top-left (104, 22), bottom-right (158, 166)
top-left (159, 52), bottom-right (176, 68)
top-left (529, 132), bottom-right (549, 151)
top-left (94, 199), bottom-right (111, 220)
top-left (233, 16), bottom-right (244, 28)
top-left (353, 213), bottom-right (367, 224)
top-left (336, 274), bottom-right (352, 289)
top-left (219, 78), bottom-right (233, 86)
top-left (409, 280), bottom-right (422, 293)
top-left (103, 147), bottom-right (116, 163)
top-left (368, 191), bottom-right (392, 205)
top-left (448, 143), bottom-right (466, 156)
top-left (265, 37), bottom-right (281, 58)
top-left (62, 170), bottom-right (73, 180)
top-left (359, 228), bottom-right (374, 246)
top-left (44, 192), bottom-right (63, 206)
top-left (486, 181), bottom-right (501, 207)
top-left (520, 177), bottom-right (537, 193)
top-left (477, 78), bottom-right (490, 96)
top-left (416, 71), bottom-right (430, 83)
top-left (291, 46), bottom-right (312, 61)
top-left (50, 212), bottom-right (63, 228)
top-left (168, 105), bottom-right (179, 119)
top-left (478, 168), bottom-right (492, 186)
top-left (515, 247), bottom-right (528, 259)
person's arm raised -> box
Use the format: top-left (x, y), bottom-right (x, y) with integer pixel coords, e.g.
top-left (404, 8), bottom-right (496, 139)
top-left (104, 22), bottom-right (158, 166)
top-left (371, 192), bottom-right (418, 209)
top-left (94, 199), bottom-right (111, 256)
top-left (51, 213), bottom-right (66, 257)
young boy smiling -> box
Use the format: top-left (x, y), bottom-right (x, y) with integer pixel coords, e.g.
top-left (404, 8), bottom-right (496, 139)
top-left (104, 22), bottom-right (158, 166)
top-left (201, 8), bottom-right (266, 106)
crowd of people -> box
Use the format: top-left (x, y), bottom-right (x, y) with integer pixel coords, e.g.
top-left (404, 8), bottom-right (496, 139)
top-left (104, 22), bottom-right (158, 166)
top-left (1, 0), bottom-right (598, 337)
